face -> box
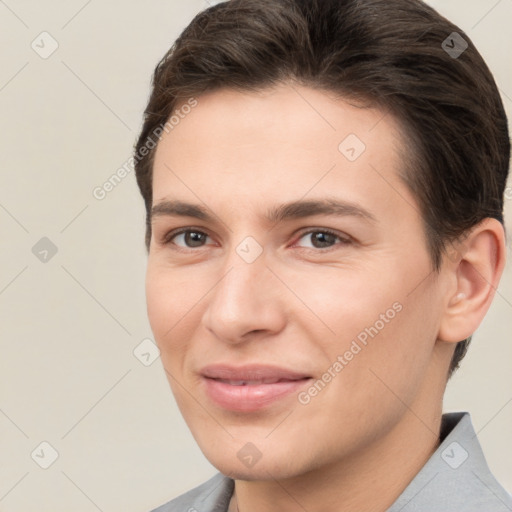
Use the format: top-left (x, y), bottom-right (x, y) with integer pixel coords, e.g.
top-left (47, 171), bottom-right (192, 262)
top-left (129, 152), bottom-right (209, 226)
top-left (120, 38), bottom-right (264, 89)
top-left (146, 84), bottom-right (450, 480)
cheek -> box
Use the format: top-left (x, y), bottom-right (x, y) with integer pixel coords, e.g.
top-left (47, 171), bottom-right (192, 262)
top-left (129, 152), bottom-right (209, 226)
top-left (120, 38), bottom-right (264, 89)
top-left (337, 281), bottom-right (440, 408)
top-left (279, 263), bottom-right (402, 342)
top-left (145, 264), bottom-right (196, 358)
top-left (145, 268), bottom-right (170, 338)
top-left (294, 259), bottom-right (439, 385)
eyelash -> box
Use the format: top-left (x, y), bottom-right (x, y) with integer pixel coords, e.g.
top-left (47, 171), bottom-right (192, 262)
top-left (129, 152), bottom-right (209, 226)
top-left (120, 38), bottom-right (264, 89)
top-left (161, 227), bottom-right (352, 253)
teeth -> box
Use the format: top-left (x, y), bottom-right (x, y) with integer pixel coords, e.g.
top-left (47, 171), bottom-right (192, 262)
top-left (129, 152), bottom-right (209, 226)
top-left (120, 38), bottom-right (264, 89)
top-left (218, 379), bottom-right (281, 386)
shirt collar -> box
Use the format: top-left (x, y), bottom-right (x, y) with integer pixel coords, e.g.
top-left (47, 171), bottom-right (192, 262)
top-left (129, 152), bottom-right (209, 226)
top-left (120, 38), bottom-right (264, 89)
top-left (388, 411), bottom-right (511, 511)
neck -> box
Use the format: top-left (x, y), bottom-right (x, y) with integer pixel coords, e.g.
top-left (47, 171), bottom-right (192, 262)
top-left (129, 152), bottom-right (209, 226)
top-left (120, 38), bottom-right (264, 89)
top-left (233, 413), bottom-right (441, 512)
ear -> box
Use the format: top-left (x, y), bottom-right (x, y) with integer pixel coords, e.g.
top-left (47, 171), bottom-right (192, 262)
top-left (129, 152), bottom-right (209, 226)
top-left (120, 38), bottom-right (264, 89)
top-left (437, 218), bottom-right (507, 343)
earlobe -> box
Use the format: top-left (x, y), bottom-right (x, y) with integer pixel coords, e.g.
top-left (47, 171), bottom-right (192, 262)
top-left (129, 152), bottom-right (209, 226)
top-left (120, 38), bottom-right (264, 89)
top-left (437, 219), bottom-right (506, 344)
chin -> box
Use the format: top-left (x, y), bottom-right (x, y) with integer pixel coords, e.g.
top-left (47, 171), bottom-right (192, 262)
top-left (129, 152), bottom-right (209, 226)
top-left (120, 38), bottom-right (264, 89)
top-left (198, 439), bottom-right (314, 482)
top-left (209, 459), bottom-right (300, 482)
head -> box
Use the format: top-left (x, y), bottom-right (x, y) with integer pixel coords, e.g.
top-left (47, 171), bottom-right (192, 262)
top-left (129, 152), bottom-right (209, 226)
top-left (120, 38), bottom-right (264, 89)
top-left (134, 0), bottom-right (509, 481)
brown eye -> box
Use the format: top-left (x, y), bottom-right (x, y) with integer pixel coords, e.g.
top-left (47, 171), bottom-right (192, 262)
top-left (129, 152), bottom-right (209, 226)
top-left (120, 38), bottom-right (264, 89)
top-left (295, 229), bottom-right (351, 250)
top-left (166, 229), bottom-right (211, 248)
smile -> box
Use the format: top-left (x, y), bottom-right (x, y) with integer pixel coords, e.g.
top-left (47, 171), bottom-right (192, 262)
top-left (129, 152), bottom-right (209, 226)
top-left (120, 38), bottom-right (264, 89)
top-left (200, 365), bottom-right (312, 412)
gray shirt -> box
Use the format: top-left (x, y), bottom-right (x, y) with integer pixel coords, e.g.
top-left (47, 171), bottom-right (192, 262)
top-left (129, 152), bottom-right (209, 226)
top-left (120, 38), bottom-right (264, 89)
top-left (151, 412), bottom-right (512, 511)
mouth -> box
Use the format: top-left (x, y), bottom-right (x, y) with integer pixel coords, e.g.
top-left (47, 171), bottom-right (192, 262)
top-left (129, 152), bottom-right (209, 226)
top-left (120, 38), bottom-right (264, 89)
top-left (200, 364), bottom-right (312, 412)
top-left (214, 378), bottom-right (302, 385)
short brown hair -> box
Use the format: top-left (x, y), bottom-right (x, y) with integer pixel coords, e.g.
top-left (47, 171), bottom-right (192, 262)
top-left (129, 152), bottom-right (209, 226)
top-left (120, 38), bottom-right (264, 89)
top-left (134, 0), bottom-right (510, 376)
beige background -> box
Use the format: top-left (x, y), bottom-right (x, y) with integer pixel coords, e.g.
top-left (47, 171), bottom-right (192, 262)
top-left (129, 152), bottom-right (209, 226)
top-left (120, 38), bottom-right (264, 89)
top-left (0, 1), bottom-right (510, 511)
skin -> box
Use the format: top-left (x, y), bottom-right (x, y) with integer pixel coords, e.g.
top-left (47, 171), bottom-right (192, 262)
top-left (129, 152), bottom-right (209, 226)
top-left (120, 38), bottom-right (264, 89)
top-left (145, 84), bottom-right (505, 512)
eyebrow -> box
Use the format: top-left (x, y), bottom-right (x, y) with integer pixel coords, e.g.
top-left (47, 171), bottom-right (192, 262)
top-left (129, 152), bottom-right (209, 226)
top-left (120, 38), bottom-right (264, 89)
top-left (151, 198), bottom-right (377, 225)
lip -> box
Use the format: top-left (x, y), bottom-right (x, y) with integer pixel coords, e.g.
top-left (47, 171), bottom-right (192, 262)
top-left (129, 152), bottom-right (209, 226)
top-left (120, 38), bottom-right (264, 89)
top-left (200, 364), bottom-right (312, 412)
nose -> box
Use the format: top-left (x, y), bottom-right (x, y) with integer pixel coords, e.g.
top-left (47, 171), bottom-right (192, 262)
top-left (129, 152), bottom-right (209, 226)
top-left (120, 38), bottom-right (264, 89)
top-left (201, 248), bottom-right (287, 345)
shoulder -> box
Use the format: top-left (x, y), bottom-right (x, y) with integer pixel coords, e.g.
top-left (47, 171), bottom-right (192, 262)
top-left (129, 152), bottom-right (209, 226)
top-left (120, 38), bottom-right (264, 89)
top-left (149, 473), bottom-right (234, 512)
top-left (389, 412), bottom-right (512, 511)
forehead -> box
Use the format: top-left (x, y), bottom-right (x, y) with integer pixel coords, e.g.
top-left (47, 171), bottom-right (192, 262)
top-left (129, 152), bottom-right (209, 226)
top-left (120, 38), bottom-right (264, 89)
top-left (151, 84), bottom-right (414, 220)
top-left (167, 84), bottom-right (401, 152)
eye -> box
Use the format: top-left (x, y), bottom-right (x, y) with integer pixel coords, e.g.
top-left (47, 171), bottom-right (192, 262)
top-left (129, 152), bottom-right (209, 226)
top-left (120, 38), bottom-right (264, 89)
top-left (163, 228), bottom-right (213, 249)
top-left (161, 227), bottom-right (352, 252)
top-left (294, 229), bottom-right (351, 250)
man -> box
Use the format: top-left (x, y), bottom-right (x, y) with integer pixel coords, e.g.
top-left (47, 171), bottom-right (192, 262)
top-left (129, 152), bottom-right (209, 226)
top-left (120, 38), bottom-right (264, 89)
top-left (134, 0), bottom-right (511, 510)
